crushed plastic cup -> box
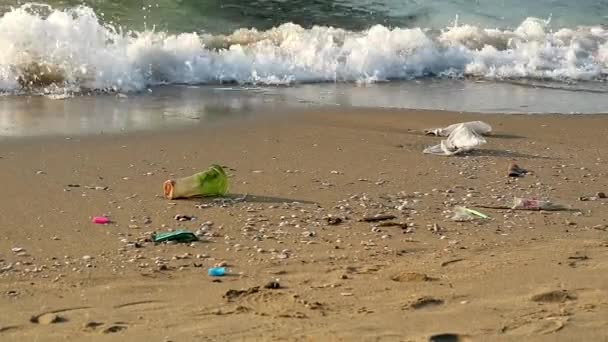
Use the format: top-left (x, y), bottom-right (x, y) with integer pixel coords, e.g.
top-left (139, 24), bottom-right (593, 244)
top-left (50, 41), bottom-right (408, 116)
top-left (208, 267), bottom-right (226, 277)
top-left (512, 197), bottom-right (567, 211)
top-left (163, 164), bottom-right (229, 199)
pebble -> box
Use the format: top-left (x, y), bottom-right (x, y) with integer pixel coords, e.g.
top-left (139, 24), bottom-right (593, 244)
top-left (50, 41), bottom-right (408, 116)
top-left (175, 214), bottom-right (195, 221)
top-left (82, 255), bottom-right (93, 261)
top-left (11, 247), bottom-right (24, 253)
top-left (264, 280), bottom-right (281, 289)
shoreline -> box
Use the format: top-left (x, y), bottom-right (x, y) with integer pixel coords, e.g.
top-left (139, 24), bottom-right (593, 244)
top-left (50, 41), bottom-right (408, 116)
top-left (2, 103), bottom-right (608, 142)
top-left (1, 107), bottom-right (607, 341)
top-left (2, 81), bottom-right (608, 139)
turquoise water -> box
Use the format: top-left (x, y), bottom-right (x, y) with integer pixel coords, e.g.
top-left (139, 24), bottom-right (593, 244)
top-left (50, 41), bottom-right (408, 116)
top-left (2, 0), bottom-right (606, 33)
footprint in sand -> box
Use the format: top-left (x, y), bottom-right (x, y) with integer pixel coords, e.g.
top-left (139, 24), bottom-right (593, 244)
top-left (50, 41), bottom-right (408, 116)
top-left (82, 321), bottom-right (129, 334)
top-left (390, 272), bottom-right (437, 282)
top-left (220, 286), bottom-right (326, 318)
top-left (531, 290), bottom-right (576, 303)
top-left (112, 300), bottom-right (164, 309)
top-left (503, 317), bottom-right (568, 335)
top-left (405, 296), bottom-right (444, 310)
top-left (83, 321), bottom-right (104, 331)
top-left (30, 306), bottom-right (90, 325)
top-left (102, 324), bottom-right (128, 334)
top-left (429, 333), bottom-right (473, 342)
top-left (0, 325), bottom-right (21, 333)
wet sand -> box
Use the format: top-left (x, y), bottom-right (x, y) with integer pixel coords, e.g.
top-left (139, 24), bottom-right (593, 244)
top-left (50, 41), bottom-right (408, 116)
top-left (1, 107), bottom-right (607, 341)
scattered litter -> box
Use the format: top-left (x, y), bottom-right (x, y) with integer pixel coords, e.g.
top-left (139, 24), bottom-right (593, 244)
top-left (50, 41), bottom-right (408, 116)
top-left (208, 267), bottom-right (226, 277)
top-left (360, 214), bottom-right (397, 222)
top-left (152, 230), bottom-right (198, 243)
top-left (579, 192), bottom-right (607, 201)
top-left (83, 185), bottom-right (109, 190)
top-left (423, 124), bottom-right (487, 156)
top-left (451, 206), bottom-right (489, 221)
top-left (163, 164), bottom-right (228, 200)
top-left (92, 216), bottom-right (111, 224)
top-left (512, 198), bottom-right (568, 211)
top-left (507, 162), bottom-right (528, 177)
top-left (424, 121), bottom-right (492, 137)
top-left (174, 214), bottom-right (195, 222)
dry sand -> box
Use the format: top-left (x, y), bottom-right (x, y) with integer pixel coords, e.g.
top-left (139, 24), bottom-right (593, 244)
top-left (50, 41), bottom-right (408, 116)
top-left (0, 108), bottom-right (607, 341)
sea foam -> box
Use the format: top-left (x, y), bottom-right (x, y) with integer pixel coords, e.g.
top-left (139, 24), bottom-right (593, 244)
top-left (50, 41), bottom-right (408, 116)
top-left (0, 4), bottom-right (607, 94)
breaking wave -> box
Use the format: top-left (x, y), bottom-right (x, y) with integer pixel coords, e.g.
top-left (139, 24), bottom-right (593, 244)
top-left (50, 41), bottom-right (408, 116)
top-left (1, 4), bottom-right (607, 95)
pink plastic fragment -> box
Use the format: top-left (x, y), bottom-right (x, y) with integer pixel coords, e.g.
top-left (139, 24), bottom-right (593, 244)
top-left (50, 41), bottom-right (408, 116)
top-left (92, 216), bottom-right (111, 224)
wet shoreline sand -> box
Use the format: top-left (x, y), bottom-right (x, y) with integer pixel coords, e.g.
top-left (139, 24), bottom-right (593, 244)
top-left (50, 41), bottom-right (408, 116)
top-left (1, 107), bottom-right (607, 341)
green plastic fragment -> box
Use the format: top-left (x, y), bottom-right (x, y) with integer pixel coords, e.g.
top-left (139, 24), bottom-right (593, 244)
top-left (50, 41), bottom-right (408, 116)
top-left (462, 207), bottom-right (490, 219)
top-left (152, 230), bottom-right (199, 243)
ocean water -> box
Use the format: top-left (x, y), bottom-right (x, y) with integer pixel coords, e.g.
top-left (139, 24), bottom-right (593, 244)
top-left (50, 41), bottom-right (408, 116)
top-left (0, 1), bottom-right (607, 123)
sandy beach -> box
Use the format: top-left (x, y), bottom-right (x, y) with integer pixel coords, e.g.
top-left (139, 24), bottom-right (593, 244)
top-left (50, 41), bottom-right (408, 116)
top-left (1, 107), bottom-right (607, 341)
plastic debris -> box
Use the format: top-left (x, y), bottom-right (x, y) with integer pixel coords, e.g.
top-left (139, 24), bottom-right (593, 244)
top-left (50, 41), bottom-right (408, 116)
top-left (163, 164), bottom-right (228, 200)
top-left (423, 124), bottom-right (487, 156)
top-left (579, 192), bottom-right (606, 201)
top-left (360, 214), bottom-right (397, 222)
top-left (507, 163), bottom-right (528, 177)
top-left (424, 121), bottom-right (492, 137)
top-left (451, 206), bottom-right (490, 222)
top-left (152, 230), bottom-right (199, 243)
top-left (208, 267), bottom-right (226, 277)
top-left (512, 198), bottom-right (568, 211)
top-left (92, 216), bottom-right (111, 224)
